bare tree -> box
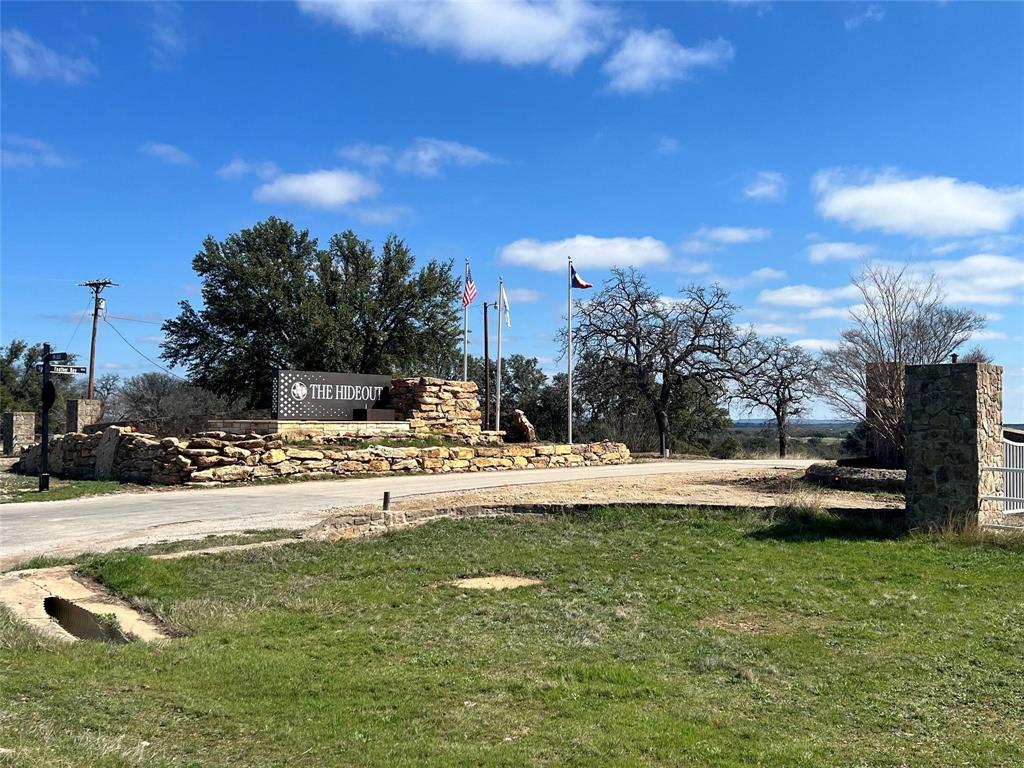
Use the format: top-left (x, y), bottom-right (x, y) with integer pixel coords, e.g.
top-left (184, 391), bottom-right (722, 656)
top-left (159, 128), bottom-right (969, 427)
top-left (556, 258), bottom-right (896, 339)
top-left (569, 268), bottom-right (755, 457)
top-left (815, 263), bottom-right (986, 465)
top-left (739, 337), bottom-right (817, 458)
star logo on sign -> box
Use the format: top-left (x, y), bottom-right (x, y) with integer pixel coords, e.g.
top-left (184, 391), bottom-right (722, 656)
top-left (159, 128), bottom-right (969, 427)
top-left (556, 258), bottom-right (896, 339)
top-left (291, 381), bottom-right (308, 401)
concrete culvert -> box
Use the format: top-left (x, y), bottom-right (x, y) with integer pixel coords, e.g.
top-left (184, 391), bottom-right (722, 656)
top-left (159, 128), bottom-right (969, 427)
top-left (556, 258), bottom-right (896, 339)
top-left (43, 596), bottom-right (130, 644)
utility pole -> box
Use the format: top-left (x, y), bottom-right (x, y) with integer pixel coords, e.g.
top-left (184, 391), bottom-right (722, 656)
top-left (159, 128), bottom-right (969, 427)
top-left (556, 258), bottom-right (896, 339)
top-left (79, 278), bottom-right (117, 399)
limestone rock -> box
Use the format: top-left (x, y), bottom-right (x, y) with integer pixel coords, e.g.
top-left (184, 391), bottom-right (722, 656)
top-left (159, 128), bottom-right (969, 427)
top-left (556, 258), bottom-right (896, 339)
top-left (262, 448), bottom-right (287, 465)
top-left (505, 409), bottom-right (537, 443)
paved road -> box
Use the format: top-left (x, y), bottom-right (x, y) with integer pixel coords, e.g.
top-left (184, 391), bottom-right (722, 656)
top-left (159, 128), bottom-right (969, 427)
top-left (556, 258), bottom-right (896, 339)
top-left (0, 460), bottom-right (812, 567)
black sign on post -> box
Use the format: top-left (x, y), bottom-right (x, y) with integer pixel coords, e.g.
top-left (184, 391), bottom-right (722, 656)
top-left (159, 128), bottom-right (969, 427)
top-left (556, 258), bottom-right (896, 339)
top-left (272, 370), bottom-right (392, 421)
top-left (39, 342), bottom-right (53, 491)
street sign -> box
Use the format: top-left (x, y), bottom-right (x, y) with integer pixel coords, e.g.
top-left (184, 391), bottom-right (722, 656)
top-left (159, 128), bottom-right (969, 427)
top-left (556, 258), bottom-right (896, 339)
top-left (50, 365), bottom-right (87, 375)
top-left (47, 352), bottom-right (69, 362)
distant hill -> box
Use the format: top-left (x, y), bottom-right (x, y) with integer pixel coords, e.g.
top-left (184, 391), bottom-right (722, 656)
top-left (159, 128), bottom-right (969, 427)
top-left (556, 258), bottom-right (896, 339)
top-left (732, 419), bottom-right (857, 429)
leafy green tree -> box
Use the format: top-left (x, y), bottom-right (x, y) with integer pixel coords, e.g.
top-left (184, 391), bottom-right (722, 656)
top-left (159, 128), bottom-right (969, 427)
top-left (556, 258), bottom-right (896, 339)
top-left (161, 218), bottom-right (461, 408)
top-left (1, 339), bottom-right (83, 433)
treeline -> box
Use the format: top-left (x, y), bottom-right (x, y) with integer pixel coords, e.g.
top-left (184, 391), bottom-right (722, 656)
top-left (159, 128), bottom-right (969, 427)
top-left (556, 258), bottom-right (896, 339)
top-left (6, 218), bottom-right (991, 462)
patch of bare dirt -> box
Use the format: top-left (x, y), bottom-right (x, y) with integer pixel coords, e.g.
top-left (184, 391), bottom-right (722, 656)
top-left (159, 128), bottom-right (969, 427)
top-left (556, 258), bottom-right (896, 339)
top-left (451, 575), bottom-right (543, 590)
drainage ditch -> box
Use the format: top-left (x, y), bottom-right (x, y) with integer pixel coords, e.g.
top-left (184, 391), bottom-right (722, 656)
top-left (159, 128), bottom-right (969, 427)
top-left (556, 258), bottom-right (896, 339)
top-left (42, 596), bottom-right (130, 644)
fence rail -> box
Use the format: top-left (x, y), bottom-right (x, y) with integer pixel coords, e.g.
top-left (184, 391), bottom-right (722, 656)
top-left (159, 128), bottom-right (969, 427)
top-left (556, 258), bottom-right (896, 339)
top-left (981, 438), bottom-right (1024, 514)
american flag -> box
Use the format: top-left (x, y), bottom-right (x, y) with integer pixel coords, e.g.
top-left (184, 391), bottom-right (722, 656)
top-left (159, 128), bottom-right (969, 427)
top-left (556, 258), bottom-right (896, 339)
top-left (462, 266), bottom-right (478, 307)
top-left (571, 265), bottom-right (593, 289)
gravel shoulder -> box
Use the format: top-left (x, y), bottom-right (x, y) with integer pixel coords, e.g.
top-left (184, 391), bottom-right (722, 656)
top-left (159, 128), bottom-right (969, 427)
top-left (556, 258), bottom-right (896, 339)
top-left (313, 467), bottom-right (903, 529)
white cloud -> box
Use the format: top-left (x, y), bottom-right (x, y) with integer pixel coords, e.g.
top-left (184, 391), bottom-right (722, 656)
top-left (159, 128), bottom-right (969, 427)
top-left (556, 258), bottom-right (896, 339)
top-left (337, 142), bottom-right (394, 168)
top-left (500, 235), bottom-right (671, 271)
top-left (758, 283), bottom-right (860, 307)
top-left (681, 226), bottom-right (770, 253)
top-left (715, 266), bottom-right (786, 290)
top-left (298, 0), bottom-right (615, 72)
top-left (845, 4), bottom-right (885, 31)
top-left (793, 338), bottom-right (839, 351)
top-left (337, 137), bottom-right (496, 176)
top-left (505, 288), bottom-right (543, 304)
top-left (929, 234), bottom-right (1024, 256)
top-left (603, 29), bottom-right (733, 93)
top-left (924, 253), bottom-right (1024, 305)
top-left (140, 142), bottom-right (195, 165)
top-left (743, 170), bottom-right (786, 201)
top-left (801, 305), bottom-right (856, 320)
top-left (350, 204), bottom-right (412, 225)
top-left (216, 158), bottom-right (280, 179)
top-left (970, 329), bottom-right (1008, 341)
top-left (674, 258), bottom-right (714, 274)
top-left (394, 138), bottom-right (495, 176)
top-left (253, 169), bottom-right (379, 210)
top-left (1, 135), bottom-right (68, 168)
top-left (752, 322), bottom-right (804, 336)
top-left (149, 2), bottom-right (186, 68)
top-left (655, 135), bottom-right (680, 156)
top-left (0, 28), bottom-right (95, 83)
top-left (807, 241), bottom-right (877, 263)
top-left (814, 168), bottom-right (1024, 237)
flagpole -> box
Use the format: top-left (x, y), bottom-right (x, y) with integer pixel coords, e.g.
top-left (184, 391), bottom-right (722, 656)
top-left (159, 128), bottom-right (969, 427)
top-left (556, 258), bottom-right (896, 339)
top-left (463, 258), bottom-right (469, 381)
top-left (496, 276), bottom-right (503, 432)
top-left (567, 256), bottom-right (573, 445)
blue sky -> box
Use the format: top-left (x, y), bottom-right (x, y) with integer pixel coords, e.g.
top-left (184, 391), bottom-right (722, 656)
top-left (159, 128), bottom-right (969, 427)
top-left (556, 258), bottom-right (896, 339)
top-left (2, 1), bottom-right (1022, 420)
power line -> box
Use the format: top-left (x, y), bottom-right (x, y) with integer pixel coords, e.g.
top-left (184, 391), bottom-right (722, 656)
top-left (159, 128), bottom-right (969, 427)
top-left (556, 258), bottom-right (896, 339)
top-left (106, 314), bottom-right (163, 325)
top-left (64, 300), bottom-right (94, 352)
top-left (103, 318), bottom-right (186, 381)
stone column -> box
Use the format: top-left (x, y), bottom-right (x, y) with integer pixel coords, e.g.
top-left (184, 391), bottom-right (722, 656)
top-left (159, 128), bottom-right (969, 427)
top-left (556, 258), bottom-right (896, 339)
top-left (2, 412), bottom-right (35, 455)
top-left (66, 399), bottom-right (103, 433)
top-left (904, 363), bottom-right (1003, 530)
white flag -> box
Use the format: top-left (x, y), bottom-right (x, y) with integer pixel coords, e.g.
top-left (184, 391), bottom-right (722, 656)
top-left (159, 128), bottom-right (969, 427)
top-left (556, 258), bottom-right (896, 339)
top-left (500, 283), bottom-right (511, 327)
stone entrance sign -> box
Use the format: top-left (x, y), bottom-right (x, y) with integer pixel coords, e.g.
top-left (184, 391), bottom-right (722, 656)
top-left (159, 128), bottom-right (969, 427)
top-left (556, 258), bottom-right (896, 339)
top-left (271, 370), bottom-right (392, 421)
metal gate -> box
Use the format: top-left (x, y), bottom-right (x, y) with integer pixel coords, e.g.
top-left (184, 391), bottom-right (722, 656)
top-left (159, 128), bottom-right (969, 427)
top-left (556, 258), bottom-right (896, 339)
top-left (982, 438), bottom-right (1024, 516)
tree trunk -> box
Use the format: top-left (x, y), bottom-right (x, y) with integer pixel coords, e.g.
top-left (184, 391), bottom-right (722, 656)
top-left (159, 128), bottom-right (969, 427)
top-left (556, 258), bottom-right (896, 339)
top-left (655, 407), bottom-right (670, 458)
top-left (776, 411), bottom-right (788, 458)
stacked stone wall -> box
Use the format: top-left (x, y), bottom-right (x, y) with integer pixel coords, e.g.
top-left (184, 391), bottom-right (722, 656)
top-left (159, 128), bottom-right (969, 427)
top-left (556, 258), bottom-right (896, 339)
top-left (904, 363), bottom-right (1002, 529)
top-left (390, 377), bottom-right (482, 439)
top-left (16, 426), bottom-right (629, 486)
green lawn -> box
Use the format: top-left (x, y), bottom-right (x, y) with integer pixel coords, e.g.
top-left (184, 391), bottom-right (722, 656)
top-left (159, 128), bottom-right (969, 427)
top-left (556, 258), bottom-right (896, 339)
top-left (0, 472), bottom-right (125, 504)
top-left (1, 507), bottom-right (1021, 767)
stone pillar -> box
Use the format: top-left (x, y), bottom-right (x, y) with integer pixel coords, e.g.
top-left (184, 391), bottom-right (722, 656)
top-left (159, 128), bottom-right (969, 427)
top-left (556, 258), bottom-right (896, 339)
top-left (904, 363), bottom-right (1003, 530)
top-left (2, 412), bottom-right (35, 455)
top-left (66, 399), bottom-right (103, 434)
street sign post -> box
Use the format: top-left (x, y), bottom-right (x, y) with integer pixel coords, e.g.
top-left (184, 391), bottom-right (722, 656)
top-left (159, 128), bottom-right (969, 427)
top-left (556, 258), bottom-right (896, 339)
top-left (39, 342), bottom-right (52, 491)
top-left (36, 344), bottom-right (74, 492)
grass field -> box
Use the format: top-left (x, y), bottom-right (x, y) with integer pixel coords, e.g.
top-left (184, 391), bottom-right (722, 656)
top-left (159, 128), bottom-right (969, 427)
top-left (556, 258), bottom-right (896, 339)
top-left (1, 506), bottom-right (1022, 767)
top-left (0, 472), bottom-right (124, 504)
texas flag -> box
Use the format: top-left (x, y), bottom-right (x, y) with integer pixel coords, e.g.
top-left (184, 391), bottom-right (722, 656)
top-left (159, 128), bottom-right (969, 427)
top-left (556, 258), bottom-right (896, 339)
top-left (570, 265), bottom-right (593, 289)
